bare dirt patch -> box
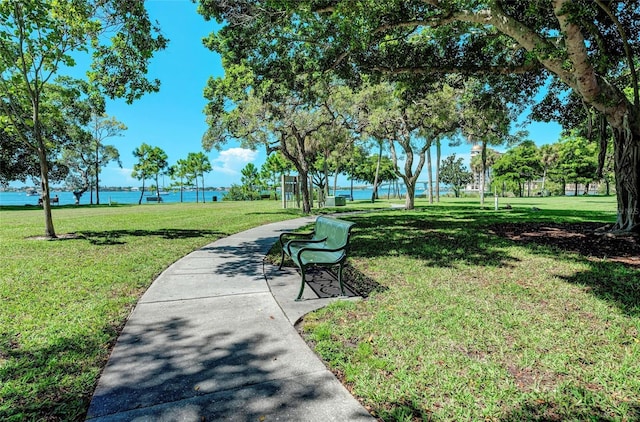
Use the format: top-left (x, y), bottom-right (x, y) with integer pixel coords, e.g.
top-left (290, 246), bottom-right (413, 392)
top-left (487, 222), bottom-right (639, 267)
top-left (26, 233), bottom-right (80, 241)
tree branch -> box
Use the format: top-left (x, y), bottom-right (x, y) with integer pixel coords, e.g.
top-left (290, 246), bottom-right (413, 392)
top-left (371, 63), bottom-right (542, 75)
top-left (553, 0), bottom-right (601, 103)
top-left (417, 0), bottom-right (578, 89)
top-left (594, 0), bottom-right (639, 108)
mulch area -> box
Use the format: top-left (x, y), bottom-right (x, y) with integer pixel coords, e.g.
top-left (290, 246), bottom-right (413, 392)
top-left (487, 222), bottom-right (640, 267)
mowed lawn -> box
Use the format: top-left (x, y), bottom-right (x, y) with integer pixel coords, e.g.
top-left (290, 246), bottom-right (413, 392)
top-left (299, 196), bottom-right (640, 421)
top-left (0, 200), bottom-right (303, 421)
top-left (1, 196), bottom-right (638, 421)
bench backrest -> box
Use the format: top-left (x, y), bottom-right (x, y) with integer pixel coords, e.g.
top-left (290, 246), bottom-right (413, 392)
top-left (314, 216), bottom-right (356, 249)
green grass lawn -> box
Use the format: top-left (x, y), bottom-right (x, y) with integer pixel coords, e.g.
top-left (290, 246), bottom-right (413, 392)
top-left (300, 196), bottom-right (640, 421)
top-left (0, 200), bottom-right (305, 421)
top-left (1, 195), bottom-right (638, 421)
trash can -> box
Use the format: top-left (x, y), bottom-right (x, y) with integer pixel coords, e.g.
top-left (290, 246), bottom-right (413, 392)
top-left (325, 196), bottom-right (346, 207)
top-left (212, 196), bottom-right (217, 202)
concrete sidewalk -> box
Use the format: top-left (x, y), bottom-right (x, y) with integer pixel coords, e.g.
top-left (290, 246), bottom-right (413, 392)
top-left (86, 217), bottom-right (373, 421)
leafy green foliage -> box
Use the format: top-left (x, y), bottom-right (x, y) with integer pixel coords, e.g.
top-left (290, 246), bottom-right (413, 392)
top-left (439, 154), bottom-right (472, 197)
top-left (0, 0), bottom-right (167, 236)
top-left (261, 151), bottom-right (295, 198)
top-left (350, 153), bottom-right (396, 186)
top-left (199, 0), bottom-right (640, 231)
top-left (62, 113), bottom-right (125, 205)
top-left (186, 152), bottom-right (213, 203)
top-left (555, 132), bottom-right (599, 195)
top-left (493, 140), bottom-right (543, 197)
top-left (131, 144), bottom-right (168, 204)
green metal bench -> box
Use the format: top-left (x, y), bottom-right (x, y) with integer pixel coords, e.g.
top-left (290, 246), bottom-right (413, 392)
top-left (278, 216), bottom-right (356, 300)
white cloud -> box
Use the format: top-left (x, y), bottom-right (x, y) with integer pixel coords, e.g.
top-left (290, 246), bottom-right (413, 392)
top-left (212, 148), bottom-right (258, 176)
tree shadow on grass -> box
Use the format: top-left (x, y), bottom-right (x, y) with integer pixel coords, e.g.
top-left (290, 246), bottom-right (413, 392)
top-left (346, 212), bottom-right (520, 269)
top-left (487, 221), bottom-right (640, 317)
top-left (557, 261), bottom-right (640, 317)
top-left (76, 229), bottom-right (225, 245)
top-left (345, 212), bottom-right (639, 317)
top-left (0, 327), bottom-right (117, 421)
top-left (500, 391), bottom-right (640, 421)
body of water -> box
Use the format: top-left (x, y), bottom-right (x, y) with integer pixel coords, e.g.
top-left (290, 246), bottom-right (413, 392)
top-left (0, 186), bottom-right (441, 207)
top-left (0, 189), bottom-right (228, 206)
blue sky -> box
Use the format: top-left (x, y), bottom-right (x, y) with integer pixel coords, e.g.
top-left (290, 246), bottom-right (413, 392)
top-left (39, 0), bottom-right (562, 188)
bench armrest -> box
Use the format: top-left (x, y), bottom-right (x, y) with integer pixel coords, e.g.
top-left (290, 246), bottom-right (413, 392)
top-left (279, 230), bottom-right (314, 247)
top-left (285, 237), bottom-right (327, 255)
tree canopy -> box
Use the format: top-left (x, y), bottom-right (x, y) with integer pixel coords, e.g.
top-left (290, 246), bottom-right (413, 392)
top-left (199, 0), bottom-right (640, 232)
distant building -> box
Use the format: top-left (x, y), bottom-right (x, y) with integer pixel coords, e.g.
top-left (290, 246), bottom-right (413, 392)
top-left (466, 144), bottom-right (484, 192)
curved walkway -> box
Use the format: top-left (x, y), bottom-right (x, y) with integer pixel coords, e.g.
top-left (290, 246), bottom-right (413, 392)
top-left (86, 217), bottom-right (373, 421)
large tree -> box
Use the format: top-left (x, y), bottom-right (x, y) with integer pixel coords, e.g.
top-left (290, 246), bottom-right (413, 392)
top-left (0, 0), bottom-right (167, 237)
top-left (493, 140), bottom-right (543, 197)
top-left (199, 0), bottom-right (639, 232)
top-left (202, 66), bottom-right (348, 213)
top-left (364, 82), bottom-right (458, 209)
top-left (439, 154), bottom-right (473, 198)
top-left (556, 132), bottom-right (599, 196)
top-left (0, 81), bottom-right (76, 187)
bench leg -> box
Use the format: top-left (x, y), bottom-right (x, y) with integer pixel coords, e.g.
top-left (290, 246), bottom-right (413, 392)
top-left (295, 265), bottom-right (306, 301)
top-left (278, 248), bottom-right (286, 270)
top-left (337, 262), bottom-right (346, 296)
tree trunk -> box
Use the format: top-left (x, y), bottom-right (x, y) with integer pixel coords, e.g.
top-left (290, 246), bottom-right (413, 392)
top-left (427, 147), bottom-right (433, 204)
top-left (299, 170), bottom-right (312, 213)
top-left (138, 180), bottom-right (145, 205)
top-left (201, 174), bottom-right (206, 203)
top-left (612, 126), bottom-right (640, 232)
top-left (350, 177), bottom-right (354, 202)
top-left (372, 143), bottom-right (382, 202)
top-left (436, 140), bottom-right (441, 202)
top-left (32, 97), bottom-right (56, 237)
top-left (323, 152), bottom-right (330, 198)
top-left (95, 146), bottom-right (101, 205)
top-left (480, 141), bottom-right (487, 206)
top-left (37, 147), bottom-right (56, 238)
top-left (404, 177), bottom-right (416, 209)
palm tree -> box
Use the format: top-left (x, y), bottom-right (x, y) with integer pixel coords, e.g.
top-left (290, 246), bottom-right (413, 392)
top-left (187, 152), bottom-right (212, 203)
